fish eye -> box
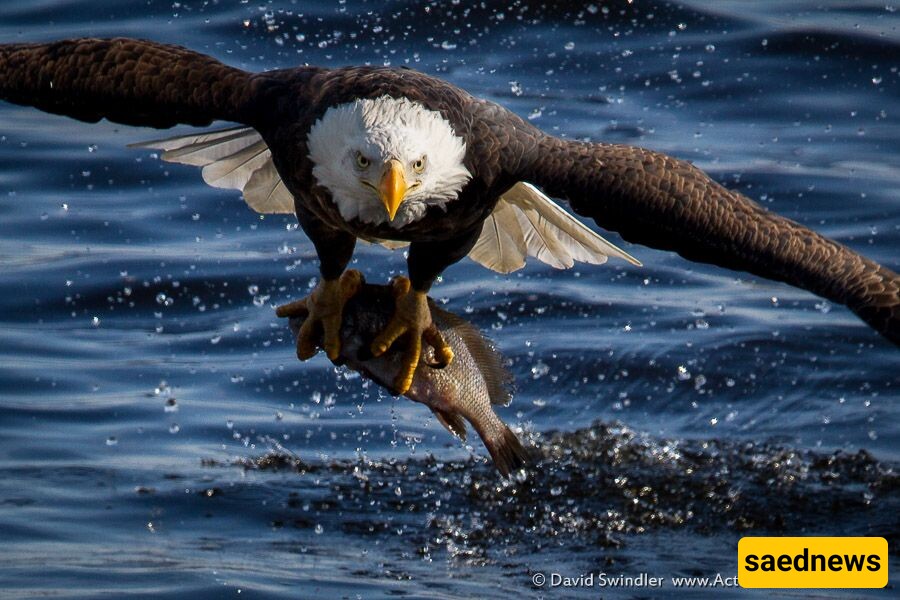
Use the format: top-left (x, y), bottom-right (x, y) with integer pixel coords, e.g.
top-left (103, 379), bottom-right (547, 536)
top-left (355, 152), bottom-right (370, 169)
top-left (413, 156), bottom-right (426, 173)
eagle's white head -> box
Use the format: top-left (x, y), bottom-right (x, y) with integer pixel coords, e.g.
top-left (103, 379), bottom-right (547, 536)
top-left (307, 96), bottom-right (471, 229)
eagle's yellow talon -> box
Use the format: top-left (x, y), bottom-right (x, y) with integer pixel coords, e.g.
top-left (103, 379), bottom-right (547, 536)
top-left (371, 277), bottom-right (454, 394)
top-left (437, 346), bottom-right (454, 367)
top-left (393, 373), bottom-right (415, 396)
top-left (423, 325), bottom-right (454, 368)
top-left (277, 269), bottom-right (363, 361)
top-left (275, 297), bottom-right (308, 318)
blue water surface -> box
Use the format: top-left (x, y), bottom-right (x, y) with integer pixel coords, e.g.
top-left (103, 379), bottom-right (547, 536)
top-left (0, 1), bottom-right (897, 598)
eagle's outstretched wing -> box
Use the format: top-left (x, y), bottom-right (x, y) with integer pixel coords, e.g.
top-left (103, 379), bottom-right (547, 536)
top-left (523, 137), bottom-right (899, 345)
top-left (0, 38), bottom-right (264, 129)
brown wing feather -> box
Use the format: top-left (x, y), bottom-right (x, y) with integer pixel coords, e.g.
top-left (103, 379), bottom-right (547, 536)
top-left (522, 137), bottom-right (899, 344)
top-left (0, 38), bottom-right (267, 129)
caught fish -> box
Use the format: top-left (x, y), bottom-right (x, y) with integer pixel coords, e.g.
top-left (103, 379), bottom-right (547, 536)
top-left (279, 278), bottom-right (528, 477)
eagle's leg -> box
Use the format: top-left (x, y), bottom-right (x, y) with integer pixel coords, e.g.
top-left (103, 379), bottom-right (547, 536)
top-left (278, 221), bottom-right (359, 361)
top-left (371, 230), bottom-right (480, 395)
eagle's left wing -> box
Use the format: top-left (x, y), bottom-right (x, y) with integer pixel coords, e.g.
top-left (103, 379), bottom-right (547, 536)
top-left (468, 181), bottom-right (640, 274)
top-left (519, 135), bottom-right (900, 344)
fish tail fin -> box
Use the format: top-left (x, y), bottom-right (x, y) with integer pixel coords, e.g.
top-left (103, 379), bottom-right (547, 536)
top-left (483, 425), bottom-right (529, 478)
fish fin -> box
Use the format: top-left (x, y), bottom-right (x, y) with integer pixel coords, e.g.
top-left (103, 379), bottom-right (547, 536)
top-left (131, 127), bottom-right (296, 214)
top-left (431, 408), bottom-right (467, 441)
top-left (429, 302), bottom-right (514, 406)
top-left (482, 425), bottom-right (529, 478)
top-left (498, 181), bottom-right (642, 268)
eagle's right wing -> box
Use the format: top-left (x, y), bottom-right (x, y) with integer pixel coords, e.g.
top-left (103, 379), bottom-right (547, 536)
top-left (131, 127), bottom-right (295, 215)
top-left (0, 38), bottom-right (268, 129)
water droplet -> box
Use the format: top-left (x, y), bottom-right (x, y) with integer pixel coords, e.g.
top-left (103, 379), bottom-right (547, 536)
top-left (531, 361), bottom-right (550, 379)
top-left (694, 374), bottom-right (707, 390)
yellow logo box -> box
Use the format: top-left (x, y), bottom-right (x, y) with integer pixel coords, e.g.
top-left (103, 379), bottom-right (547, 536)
top-left (738, 537), bottom-right (888, 588)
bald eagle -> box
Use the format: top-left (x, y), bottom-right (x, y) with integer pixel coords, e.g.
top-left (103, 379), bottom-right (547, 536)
top-left (1, 38), bottom-right (897, 393)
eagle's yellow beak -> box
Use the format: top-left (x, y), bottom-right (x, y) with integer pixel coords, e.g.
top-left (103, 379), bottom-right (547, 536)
top-left (378, 159), bottom-right (407, 221)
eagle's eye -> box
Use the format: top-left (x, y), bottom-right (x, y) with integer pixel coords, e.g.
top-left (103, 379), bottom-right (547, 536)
top-left (413, 156), bottom-right (426, 173)
top-left (355, 152), bottom-right (370, 169)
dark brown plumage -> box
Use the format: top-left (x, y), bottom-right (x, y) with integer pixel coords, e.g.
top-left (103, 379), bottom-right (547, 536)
top-left (1, 37), bottom-right (897, 347)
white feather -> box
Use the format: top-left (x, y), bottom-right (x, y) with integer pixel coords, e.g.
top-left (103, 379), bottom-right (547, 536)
top-left (130, 127), bottom-right (295, 214)
top-left (467, 198), bottom-right (527, 273)
top-left (199, 140), bottom-right (270, 189)
top-left (242, 158), bottom-right (296, 214)
top-left (131, 127), bottom-right (260, 165)
top-left (468, 181), bottom-right (641, 273)
top-left (307, 96), bottom-right (471, 228)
